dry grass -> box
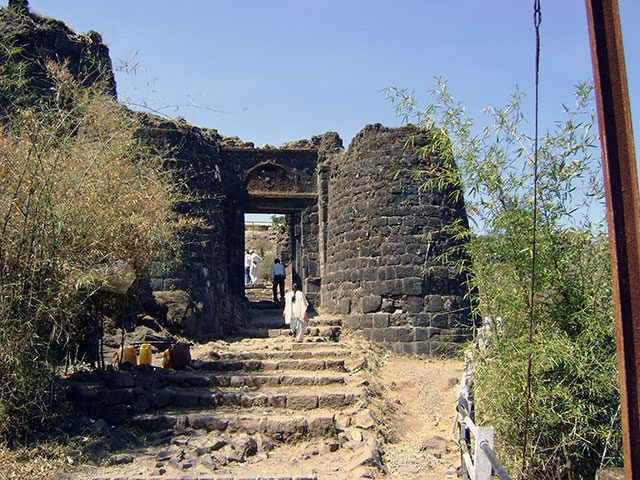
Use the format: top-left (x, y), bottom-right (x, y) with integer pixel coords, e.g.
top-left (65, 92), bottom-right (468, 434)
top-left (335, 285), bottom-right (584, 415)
top-left (0, 441), bottom-right (70, 480)
top-left (0, 60), bottom-right (198, 444)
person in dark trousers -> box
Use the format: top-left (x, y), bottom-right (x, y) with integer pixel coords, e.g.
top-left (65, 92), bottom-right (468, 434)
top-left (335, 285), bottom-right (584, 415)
top-left (270, 258), bottom-right (286, 303)
top-left (244, 250), bottom-right (251, 285)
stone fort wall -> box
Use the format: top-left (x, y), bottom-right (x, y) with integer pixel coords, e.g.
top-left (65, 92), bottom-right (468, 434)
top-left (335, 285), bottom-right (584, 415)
top-left (1, 7), bottom-right (476, 353)
top-left (321, 124), bottom-right (474, 354)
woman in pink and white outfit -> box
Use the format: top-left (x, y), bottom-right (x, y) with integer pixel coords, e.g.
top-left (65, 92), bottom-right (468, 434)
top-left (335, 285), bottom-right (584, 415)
top-left (283, 283), bottom-right (309, 342)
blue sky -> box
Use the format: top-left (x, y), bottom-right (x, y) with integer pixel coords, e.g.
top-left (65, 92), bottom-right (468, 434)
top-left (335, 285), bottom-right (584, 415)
top-left (3, 1), bottom-right (639, 222)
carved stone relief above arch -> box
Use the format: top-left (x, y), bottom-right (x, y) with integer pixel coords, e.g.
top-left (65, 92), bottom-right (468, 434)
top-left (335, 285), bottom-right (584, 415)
top-left (245, 162), bottom-right (293, 193)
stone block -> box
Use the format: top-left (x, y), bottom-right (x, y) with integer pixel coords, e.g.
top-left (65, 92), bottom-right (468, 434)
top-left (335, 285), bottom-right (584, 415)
top-left (101, 388), bottom-right (134, 406)
top-left (441, 334), bottom-right (472, 343)
top-left (409, 341), bottom-right (431, 355)
top-left (377, 268), bottom-right (388, 281)
top-left (403, 277), bottom-right (423, 296)
top-left (442, 295), bottom-right (460, 311)
top-left (268, 394), bottom-right (287, 408)
top-left (370, 328), bottom-right (386, 343)
top-left (343, 315), bottom-right (361, 330)
top-left (429, 313), bottom-right (448, 328)
top-left (360, 316), bottom-right (373, 328)
top-left (396, 265), bottom-right (414, 278)
top-left (287, 394), bottom-right (318, 410)
top-left (361, 295), bottom-right (382, 314)
top-left (387, 279), bottom-right (404, 296)
top-left (425, 295), bottom-right (443, 312)
top-left (301, 359), bottom-right (326, 371)
top-left (449, 312), bottom-right (473, 328)
top-left (263, 417), bottom-right (307, 442)
top-left (394, 244), bottom-right (408, 256)
top-left (596, 469), bottom-right (625, 480)
top-left (104, 371), bottom-right (134, 389)
top-left (401, 253), bottom-right (413, 264)
top-left (372, 282), bottom-right (388, 296)
top-left (389, 310), bottom-right (409, 327)
top-left (372, 313), bottom-right (389, 328)
top-left (102, 405), bottom-right (129, 425)
top-left (219, 392), bottom-right (240, 407)
top-left (414, 327), bottom-right (428, 341)
top-left (147, 389), bottom-right (175, 409)
top-left (409, 313), bottom-right (430, 327)
top-left (325, 359), bottom-right (345, 370)
top-left (431, 342), bottom-right (459, 357)
top-left (427, 327), bottom-right (441, 339)
top-left (249, 394), bottom-right (269, 408)
top-left (308, 416), bottom-right (336, 437)
top-left (337, 298), bottom-right (351, 314)
top-left (383, 328), bottom-right (398, 342)
top-left (397, 327), bottom-right (414, 342)
top-left (132, 394), bottom-right (150, 413)
top-left (318, 393), bottom-right (346, 408)
top-left (402, 295), bottom-right (424, 313)
top-left (174, 391), bottom-right (201, 408)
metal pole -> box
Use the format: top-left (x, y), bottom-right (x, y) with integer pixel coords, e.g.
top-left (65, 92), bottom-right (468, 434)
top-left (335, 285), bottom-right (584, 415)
top-left (585, 0), bottom-right (640, 476)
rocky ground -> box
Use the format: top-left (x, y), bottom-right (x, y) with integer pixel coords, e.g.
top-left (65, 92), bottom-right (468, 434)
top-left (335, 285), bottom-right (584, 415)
top-left (1, 295), bottom-right (463, 480)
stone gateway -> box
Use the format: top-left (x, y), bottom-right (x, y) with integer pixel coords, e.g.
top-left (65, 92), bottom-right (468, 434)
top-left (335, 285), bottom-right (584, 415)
top-left (1, 7), bottom-right (476, 353)
top-left (137, 117), bottom-right (475, 354)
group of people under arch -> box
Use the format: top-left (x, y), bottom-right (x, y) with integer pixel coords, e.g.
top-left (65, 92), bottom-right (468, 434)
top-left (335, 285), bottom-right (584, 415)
top-left (244, 251), bottom-right (308, 342)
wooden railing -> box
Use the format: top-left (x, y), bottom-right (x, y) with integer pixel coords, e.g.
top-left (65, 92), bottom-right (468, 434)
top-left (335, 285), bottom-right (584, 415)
top-left (454, 317), bottom-right (512, 480)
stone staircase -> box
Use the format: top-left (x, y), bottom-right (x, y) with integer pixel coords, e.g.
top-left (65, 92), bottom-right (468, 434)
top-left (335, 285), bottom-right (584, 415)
top-left (62, 306), bottom-right (384, 480)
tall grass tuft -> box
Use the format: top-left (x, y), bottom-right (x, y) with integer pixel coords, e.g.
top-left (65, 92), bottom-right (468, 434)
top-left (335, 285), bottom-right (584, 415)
top-left (0, 59), bottom-right (190, 444)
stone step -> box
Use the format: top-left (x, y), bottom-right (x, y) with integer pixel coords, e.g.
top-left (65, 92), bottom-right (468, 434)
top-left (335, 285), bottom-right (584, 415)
top-left (209, 372), bottom-right (346, 388)
top-left (136, 370), bottom-right (348, 388)
top-left (250, 315), bottom-right (342, 328)
top-left (197, 357), bottom-right (346, 372)
top-left (130, 409), bottom-right (338, 443)
top-left (74, 384), bottom-right (365, 412)
top-left (84, 476), bottom-right (317, 480)
top-left (209, 349), bottom-right (353, 361)
top-left (238, 326), bottom-right (340, 340)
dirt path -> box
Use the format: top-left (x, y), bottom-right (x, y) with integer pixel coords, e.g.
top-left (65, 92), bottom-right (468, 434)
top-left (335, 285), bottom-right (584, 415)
top-left (375, 354), bottom-right (463, 479)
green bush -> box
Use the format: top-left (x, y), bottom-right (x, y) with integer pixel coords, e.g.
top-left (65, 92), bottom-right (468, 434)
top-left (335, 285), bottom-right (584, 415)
top-left (386, 79), bottom-right (621, 478)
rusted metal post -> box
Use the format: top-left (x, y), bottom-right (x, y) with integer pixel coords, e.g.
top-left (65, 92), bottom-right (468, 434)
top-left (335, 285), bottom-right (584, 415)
top-left (585, 0), bottom-right (640, 476)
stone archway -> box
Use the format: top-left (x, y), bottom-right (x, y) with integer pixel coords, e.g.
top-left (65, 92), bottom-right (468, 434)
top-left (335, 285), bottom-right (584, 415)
top-left (220, 149), bottom-right (322, 306)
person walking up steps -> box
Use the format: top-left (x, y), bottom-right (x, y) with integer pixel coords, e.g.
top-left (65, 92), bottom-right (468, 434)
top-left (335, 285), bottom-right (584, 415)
top-left (249, 250), bottom-right (261, 285)
top-left (283, 283), bottom-right (309, 342)
top-left (282, 283), bottom-right (309, 342)
top-left (270, 258), bottom-right (286, 303)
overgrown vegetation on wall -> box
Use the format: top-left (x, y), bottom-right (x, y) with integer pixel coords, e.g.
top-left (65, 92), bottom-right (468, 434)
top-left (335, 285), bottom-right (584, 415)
top-left (386, 79), bottom-right (620, 479)
top-left (0, 52), bottom-right (189, 443)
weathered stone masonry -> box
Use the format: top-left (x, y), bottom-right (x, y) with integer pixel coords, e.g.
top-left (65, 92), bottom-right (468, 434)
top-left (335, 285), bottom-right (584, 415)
top-left (1, 7), bottom-right (476, 353)
top-left (321, 124), bottom-right (473, 355)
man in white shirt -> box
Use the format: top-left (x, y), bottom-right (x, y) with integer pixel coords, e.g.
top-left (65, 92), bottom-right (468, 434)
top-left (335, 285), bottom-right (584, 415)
top-left (269, 258), bottom-right (286, 303)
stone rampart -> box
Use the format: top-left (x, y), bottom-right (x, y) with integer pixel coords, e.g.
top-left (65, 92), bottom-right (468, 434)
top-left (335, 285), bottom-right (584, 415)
top-left (0, 8), bottom-right (475, 353)
top-left (322, 124), bottom-right (474, 354)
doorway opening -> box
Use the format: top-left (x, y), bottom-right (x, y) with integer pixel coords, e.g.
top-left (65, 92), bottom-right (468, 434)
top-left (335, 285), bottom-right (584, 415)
top-left (244, 212), bottom-right (291, 306)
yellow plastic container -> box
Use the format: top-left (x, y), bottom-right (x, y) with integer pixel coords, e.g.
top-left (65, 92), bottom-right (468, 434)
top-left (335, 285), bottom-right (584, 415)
top-left (163, 348), bottom-right (173, 369)
top-left (123, 345), bottom-right (137, 366)
top-left (139, 343), bottom-right (152, 365)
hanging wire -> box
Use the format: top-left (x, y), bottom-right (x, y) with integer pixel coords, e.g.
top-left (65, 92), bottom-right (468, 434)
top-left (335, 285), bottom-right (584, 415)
top-left (520, 1), bottom-right (542, 478)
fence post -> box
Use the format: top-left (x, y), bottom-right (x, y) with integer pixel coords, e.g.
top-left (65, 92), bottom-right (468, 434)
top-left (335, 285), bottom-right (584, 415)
top-left (474, 426), bottom-right (495, 479)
